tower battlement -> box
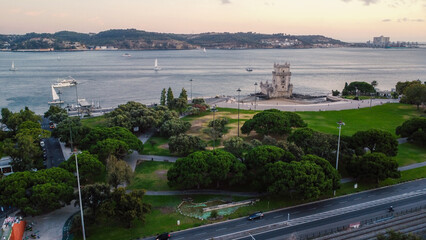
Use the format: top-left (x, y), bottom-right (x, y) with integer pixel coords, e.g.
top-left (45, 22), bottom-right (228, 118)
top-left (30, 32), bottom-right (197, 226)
top-left (260, 63), bottom-right (293, 99)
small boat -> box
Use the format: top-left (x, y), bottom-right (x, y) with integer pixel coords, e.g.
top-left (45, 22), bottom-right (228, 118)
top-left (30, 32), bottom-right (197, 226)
top-left (246, 67), bottom-right (253, 72)
top-left (203, 48), bottom-right (206, 53)
top-left (52, 76), bottom-right (77, 88)
top-left (122, 53), bottom-right (131, 57)
top-left (154, 58), bottom-right (161, 71)
top-left (48, 85), bottom-right (64, 105)
top-left (9, 61), bottom-right (17, 71)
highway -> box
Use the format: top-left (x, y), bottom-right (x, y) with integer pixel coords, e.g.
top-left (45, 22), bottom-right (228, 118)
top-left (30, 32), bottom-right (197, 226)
top-left (144, 179), bottom-right (426, 240)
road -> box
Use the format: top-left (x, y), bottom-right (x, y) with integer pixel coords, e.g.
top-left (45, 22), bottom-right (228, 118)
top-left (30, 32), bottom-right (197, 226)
top-left (41, 117), bottom-right (65, 167)
top-left (143, 179), bottom-right (426, 240)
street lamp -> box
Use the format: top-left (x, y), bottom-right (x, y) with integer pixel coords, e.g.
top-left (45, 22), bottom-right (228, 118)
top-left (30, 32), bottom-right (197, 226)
top-left (69, 128), bottom-right (86, 240)
top-left (189, 79), bottom-right (193, 101)
top-left (75, 83), bottom-right (80, 117)
top-left (254, 82), bottom-right (258, 110)
top-left (211, 106), bottom-right (218, 150)
top-left (334, 120), bottom-right (345, 196)
top-left (237, 88), bottom-right (241, 137)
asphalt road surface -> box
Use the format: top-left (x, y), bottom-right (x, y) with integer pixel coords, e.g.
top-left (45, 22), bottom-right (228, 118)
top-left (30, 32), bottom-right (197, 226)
top-left (144, 179), bottom-right (426, 240)
top-left (41, 117), bottom-right (65, 167)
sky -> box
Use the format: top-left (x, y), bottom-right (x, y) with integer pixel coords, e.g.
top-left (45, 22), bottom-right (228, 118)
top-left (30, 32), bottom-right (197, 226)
top-left (1, 0), bottom-right (425, 42)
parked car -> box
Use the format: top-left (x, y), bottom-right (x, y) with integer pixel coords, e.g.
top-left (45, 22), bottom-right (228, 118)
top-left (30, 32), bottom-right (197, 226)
top-left (40, 140), bottom-right (45, 147)
top-left (247, 211), bottom-right (264, 220)
top-left (156, 233), bottom-right (170, 240)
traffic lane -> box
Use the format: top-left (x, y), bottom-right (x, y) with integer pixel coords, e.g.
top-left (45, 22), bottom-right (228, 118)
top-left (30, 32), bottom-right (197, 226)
top-left (44, 136), bottom-right (65, 167)
top-left (237, 194), bottom-right (426, 240)
top-left (143, 180), bottom-right (426, 240)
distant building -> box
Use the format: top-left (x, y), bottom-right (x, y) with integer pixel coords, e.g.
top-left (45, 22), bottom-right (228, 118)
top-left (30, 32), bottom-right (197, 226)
top-left (0, 156), bottom-right (13, 176)
top-left (260, 63), bottom-right (293, 99)
top-left (373, 35), bottom-right (390, 47)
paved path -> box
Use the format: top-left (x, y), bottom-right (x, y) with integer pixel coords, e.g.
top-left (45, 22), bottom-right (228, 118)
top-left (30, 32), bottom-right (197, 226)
top-left (24, 203), bottom-right (79, 240)
top-left (145, 190), bottom-right (264, 197)
top-left (398, 161), bottom-right (426, 171)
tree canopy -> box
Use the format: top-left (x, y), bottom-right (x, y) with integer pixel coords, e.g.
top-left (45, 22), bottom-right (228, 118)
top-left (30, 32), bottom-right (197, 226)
top-left (1, 107), bottom-right (41, 133)
top-left (60, 151), bottom-right (105, 185)
top-left (351, 129), bottom-right (398, 156)
top-left (396, 117), bottom-right (426, 145)
top-left (159, 119), bottom-right (191, 137)
top-left (53, 117), bottom-right (91, 146)
top-left (400, 83), bottom-right (426, 110)
top-left (348, 152), bottom-right (400, 183)
top-left (168, 134), bottom-right (206, 156)
top-left (241, 109), bottom-right (305, 136)
top-left (342, 81), bottom-right (376, 96)
top-left (0, 167), bottom-right (75, 215)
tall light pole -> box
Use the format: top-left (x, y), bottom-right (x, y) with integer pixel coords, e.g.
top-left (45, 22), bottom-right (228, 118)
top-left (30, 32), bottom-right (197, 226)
top-left (254, 82), bottom-right (258, 110)
top-left (69, 127), bottom-right (86, 240)
top-left (189, 79), bottom-right (193, 101)
top-left (237, 88), bottom-right (241, 137)
top-left (334, 121), bottom-right (345, 196)
top-left (211, 106), bottom-right (218, 150)
top-left (75, 83), bottom-right (80, 117)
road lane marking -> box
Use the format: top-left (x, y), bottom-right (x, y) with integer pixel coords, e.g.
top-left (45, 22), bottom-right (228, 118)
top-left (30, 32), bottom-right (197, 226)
top-left (292, 211), bottom-right (300, 214)
top-left (309, 207), bottom-right (317, 210)
top-left (194, 232), bottom-right (206, 236)
top-left (236, 223), bottom-right (247, 227)
top-left (354, 197), bottom-right (361, 200)
top-left (215, 228), bottom-right (227, 232)
top-left (273, 215), bottom-right (283, 219)
top-left (340, 201), bottom-right (347, 204)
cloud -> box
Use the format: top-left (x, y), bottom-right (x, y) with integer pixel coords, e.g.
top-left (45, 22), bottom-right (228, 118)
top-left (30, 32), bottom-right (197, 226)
top-left (25, 11), bottom-right (43, 16)
top-left (382, 19), bottom-right (392, 22)
top-left (396, 17), bottom-right (424, 22)
top-left (221, 0), bottom-right (231, 4)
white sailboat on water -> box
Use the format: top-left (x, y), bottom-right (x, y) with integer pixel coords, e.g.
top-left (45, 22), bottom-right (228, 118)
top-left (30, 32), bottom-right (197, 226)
top-left (9, 61), bottom-right (17, 71)
top-left (48, 85), bottom-right (64, 105)
top-left (154, 58), bottom-right (161, 71)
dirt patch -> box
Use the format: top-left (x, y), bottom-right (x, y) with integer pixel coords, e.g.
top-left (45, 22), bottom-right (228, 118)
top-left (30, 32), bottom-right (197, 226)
top-left (159, 143), bottom-right (169, 149)
top-left (159, 207), bottom-right (175, 214)
top-left (155, 169), bottom-right (168, 178)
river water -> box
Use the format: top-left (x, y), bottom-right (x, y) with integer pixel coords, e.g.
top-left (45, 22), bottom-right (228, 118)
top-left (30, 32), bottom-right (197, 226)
top-left (0, 48), bottom-right (425, 114)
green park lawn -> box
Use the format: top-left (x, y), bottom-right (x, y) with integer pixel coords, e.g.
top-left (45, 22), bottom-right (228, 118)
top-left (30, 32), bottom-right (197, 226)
top-left (395, 143), bottom-right (426, 166)
top-left (297, 103), bottom-right (422, 136)
top-left (141, 136), bottom-right (171, 156)
top-left (80, 115), bottom-right (108, 128)
top-left (127, 161), bottom-right (174, 191)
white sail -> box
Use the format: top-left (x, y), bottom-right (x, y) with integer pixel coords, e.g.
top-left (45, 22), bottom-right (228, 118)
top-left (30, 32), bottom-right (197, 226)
top-left (154, 58), bottom-right (161, 71)
top-left (9, 61), bottom-right (16, 71)
top-left (203, 48), bottom-right (206, 53)
top-left (51, 85), bottom-right (60, 101)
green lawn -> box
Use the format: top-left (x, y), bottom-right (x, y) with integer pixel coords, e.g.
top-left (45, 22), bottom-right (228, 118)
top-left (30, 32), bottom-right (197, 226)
top-left (127, 161), bottom-right (174, 191)
top-left (394, 143), bottom-right (426, 166)
top-left (297, 103), bottom-right (422, 136)
top-left (142, 136), bottom-right (171, 156)
top-left (80, 116), bottom-right (108, 128)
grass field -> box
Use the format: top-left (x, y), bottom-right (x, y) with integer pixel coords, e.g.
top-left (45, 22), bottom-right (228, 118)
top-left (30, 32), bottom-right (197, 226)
top-left (80, 116), bottom-right (108, 128)
top-left (297, 103), bottom-right (422, 136)
top-left (128, 161), bottom-right (174, 191)
top-left (395, 143), bottom-right (426, 166)
top-left (141, 136), bottom-right (171, 156)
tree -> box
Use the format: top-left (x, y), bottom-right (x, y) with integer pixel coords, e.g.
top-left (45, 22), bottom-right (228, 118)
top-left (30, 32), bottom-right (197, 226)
top-left (78, 183), bottom-right (110, 220)
top-left (106, 155), bottom-right (133, 189)
top-left (166, 87), bottom-right (174, 109)
top-left (167, 150), bottom-right (245, 189)
top-left (3, 133), bottom-right (43, 171)
top-left (159, 119), bottom-right (191, 137)
top-left (348, 152), bottom-right (400, 183)
top-left (1, 107), bottom-right (41, 133)
top-left (396, 117), bottom-right (426, 144)
top-left (301, 155), bottom-right (340, 191)
top-left (160, 88), bottom-right (166, 106)
top-left (0, 167), bottom-right (75, 215)
top-left (241, 109), bottom-right (296, 136)
top-left (400, 83), bottom-right (426, 110)
top-left (351, 129), bottom-right (398, 156)
top-left (100, 188), bottom-right (150, 228)
top-left (53, 117), bottom-right (91, 146)
top-left (172, 97), bottom-right (188, 113)
top-left (264, 160), bottom-right (326, 199)
top-left (371, 80), bottom-right (378, 88)
top-left (44, 105), bottom-right (68, 123)
top-left (60, 151), bottom-right (105, 185)
top-left (343, 81), bottom-right (376, 96)
top-left (89, 138), bottom-right (130, 162)
top-left (179, 88), bottom-right (188, 101)
top-left (80, 126), bottom-right (143, 153)
top-left (168, 134), bottom-right (206, 156)
top-left (395, 80), bottom-right (421, 95)
top-left (223, 136), bottom-right (253, 160)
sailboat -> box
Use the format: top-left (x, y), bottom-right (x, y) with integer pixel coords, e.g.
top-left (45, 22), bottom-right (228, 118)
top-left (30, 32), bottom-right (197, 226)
top-left (203, 48), bottom-right (206, 53)
top-left (9, 61), bottom-right (17, 71)
top-left (48, 85), bottom-right (64, 105)
top-left (246, 67), bottom-right (253, 72)
top-left (154, 58), bottom-right (161, 71)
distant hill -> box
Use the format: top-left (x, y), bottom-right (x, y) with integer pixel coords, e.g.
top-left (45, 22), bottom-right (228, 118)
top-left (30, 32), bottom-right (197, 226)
top-left (0, 29), bottom-right (347, 51)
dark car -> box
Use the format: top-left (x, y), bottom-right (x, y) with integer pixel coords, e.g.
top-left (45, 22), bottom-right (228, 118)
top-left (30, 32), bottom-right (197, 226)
top-left (156, 232), bottom-right (170, 240)
top-left (247, 211), bottom-right (264, 220)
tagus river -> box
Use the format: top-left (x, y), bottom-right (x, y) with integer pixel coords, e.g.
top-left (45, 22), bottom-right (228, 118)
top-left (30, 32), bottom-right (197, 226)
top-left (0, 48), bottom-right (425, 114)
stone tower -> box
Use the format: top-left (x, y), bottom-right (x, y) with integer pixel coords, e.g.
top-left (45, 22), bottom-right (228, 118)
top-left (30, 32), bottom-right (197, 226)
top-left (260, 63), bottom-right (293, 98)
